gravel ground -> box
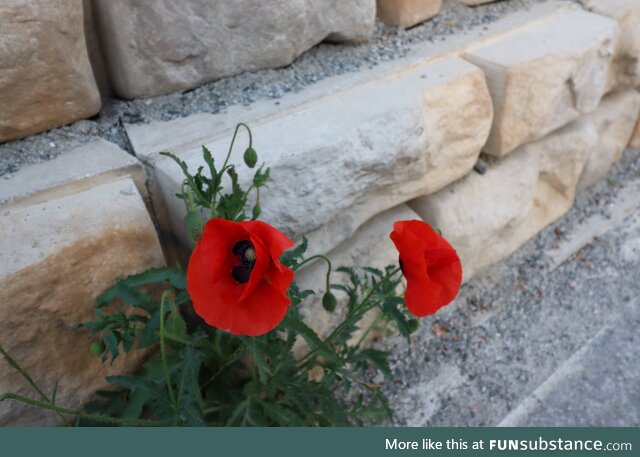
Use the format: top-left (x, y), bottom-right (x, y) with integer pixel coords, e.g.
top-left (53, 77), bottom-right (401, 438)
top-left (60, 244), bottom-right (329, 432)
top-left (381, 147), bottom-right (640, 426)
top-left (0, 0), bottom-right (575, 177)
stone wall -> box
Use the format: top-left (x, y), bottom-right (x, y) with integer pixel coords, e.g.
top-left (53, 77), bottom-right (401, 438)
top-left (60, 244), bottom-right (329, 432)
top-left (0, 0), bottom-right (516, 142)
top-left (2, 0), bottom-right (640, 424)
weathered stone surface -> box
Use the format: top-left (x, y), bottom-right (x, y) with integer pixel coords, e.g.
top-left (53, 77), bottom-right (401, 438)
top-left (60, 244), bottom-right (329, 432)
top-left (410, 113), bottom-right (596, 280)
top-left (82, 0), bottom-right (112, 97)
top-left (92, 0), bottom-right (376, 99)
top-left (0, 0), bottom-right (101, 142)
top-left (296, 204), bottom-right (417, 341)
top-left (411, 89), bottom-right (640, 281)
top-left (578, 90), bottom-right (640, 190)
top-left (630, 115), bottom-right (640, 149)
top-left (410, 151), bottom-right (537, 281)
top-left (457, 0), bottom-right (498, 5)
top-left (138, 57), bottom-right (492, 257)
top-left (464, 10), bottom-right (617, 156)
top-left (376, 0), bottom-right (442, 28)
top-left (499, 299), bottom-right (640, 427)
top-left (0, 179), bottom-right (165, 425)
top-left (0, 140), bottom-right (145, 208)
top-left (585, 0), bottom-right (640, 91)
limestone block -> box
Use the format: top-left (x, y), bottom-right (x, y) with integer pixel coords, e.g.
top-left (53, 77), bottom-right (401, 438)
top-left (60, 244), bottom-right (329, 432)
top-left (142, 58), bottom-right (492, 257)
top-left (0, 179), bottom-right (165, 425)
top-left (630, 115), bottom-right (640, 149)
top-left (0, 0), bottom-right (101, 142)
top-left (0, 140), bottom-right (145, 208)
top-left (91, 0), bottom-right (376, 99)
top-left (464, 10), bottom-right (618, 156)
top-left (410, 114), bottom-right (597, 281)
top-left (410, 150), bottom-right (539, 281)
top-left (585, 0), bottom-right (640, 90)
top-left (578, 90), bottom-right (640, 190)
top-left (457, 0), bottom-right (498, 5)
top-left (376, 0), bottom-right (442, 28)
top-left (295, 204), bottom-right (417, 340)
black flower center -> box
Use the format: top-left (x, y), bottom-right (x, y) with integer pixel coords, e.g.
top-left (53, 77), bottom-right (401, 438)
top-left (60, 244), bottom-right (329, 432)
top-left (231, 240), bottom-right (257, 284)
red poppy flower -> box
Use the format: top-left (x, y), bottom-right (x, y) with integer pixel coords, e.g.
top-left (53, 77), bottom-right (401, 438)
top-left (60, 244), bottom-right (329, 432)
top-left (390, 220), bottom-right (462, 317)
top-left (187, 218), bottom-right (294, 336)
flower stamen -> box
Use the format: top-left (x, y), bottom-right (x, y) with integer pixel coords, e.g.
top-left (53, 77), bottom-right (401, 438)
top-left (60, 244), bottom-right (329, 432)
top-left (231, 240), bottom-right (256, 284)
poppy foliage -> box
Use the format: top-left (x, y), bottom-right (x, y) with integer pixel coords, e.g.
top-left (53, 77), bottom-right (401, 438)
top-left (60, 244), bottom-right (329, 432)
top-left (390, 220), bottom-right (462, 317)
top-left (187, 218), bottom-right (294, 336)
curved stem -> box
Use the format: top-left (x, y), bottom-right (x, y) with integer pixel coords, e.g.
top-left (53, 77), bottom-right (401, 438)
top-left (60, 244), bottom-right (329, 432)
top-left (159, 292), bottom-right (177, 410)
top-left (221, 123), bottom-right (252, 172)
top-left (0, 343), bottom-right (71, 426)
top-left (353, 310), bottom-right (384, 349)
top-left (158, 332), bottom-right (199, 347)
top-left (296, 267), bottom-right (402, 369)
top-left (292, 254), bottom-right (333, 301)
top-left (0, 392), bottom-right (161, 426)
top-left (293, 254), bottom-right (334, 318)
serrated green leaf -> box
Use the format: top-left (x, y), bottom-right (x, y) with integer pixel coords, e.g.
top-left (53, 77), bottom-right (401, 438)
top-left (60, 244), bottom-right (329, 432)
top-left (139, 309), bottom-right (160, 349)
top-left (103, 329), bottom-right (119, 362)
top-left (166, 313), bottom-right (187, 340)
top-left (281, 316), bottom-right (341, 366)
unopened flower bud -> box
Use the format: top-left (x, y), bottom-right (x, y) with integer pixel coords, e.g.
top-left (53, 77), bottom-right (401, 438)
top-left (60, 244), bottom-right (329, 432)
top-left (322, 292), bottom-right (337, 312)
top-left (252, 204), bottom-right (261, 219)
top-left (243, 147), bottom-right (258, 168)
top-left (90, 341), bottom-right (106, 357)
top-left (407, 319), bottom-right (419, 334)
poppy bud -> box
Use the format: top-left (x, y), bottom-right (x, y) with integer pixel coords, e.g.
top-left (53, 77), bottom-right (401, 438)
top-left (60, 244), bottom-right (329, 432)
top-left (243, 147), bottom-right (258, 168)
top-left (90, 341), bottom-right (106, 357)
top-left (185, 211), bottom-right (204, 243)
top-left (322, 292), bottom-right (337, 312)
top-left (407, 319), bottom-right (419, 334)
top-left (252, 204), bottom-right (261, 219)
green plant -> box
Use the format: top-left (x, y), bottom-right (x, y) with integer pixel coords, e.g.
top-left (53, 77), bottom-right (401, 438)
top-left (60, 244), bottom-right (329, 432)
top-left (0, 123), bottom-right (462, 426)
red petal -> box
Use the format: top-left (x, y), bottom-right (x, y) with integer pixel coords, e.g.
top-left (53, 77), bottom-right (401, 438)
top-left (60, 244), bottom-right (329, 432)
top-left (390, 219), bottom-right (462, 317)
top-left (186, 218), bottom-right (295, 336)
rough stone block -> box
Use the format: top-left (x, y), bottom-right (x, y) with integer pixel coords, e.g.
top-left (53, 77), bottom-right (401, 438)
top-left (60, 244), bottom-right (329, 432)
top-left (585, 0), bottom-right (640, 91)
top-left (139, 57), bottom-right (492, 257)
top-left (376, 0), bottom-right (442, 28)
top-left (410, 150), bottom-right (538, 281)
top-left (0, 140), bottom-right (145, 208)
top-left (410, 112), bottom-right (598, 280)
top-left (464, 10), bottom-right (618, 156)
top-left (0, 0), bottom-right (101, 142)
top-left (92, 0), bottom-right (376, 99)
top-left (578, 90), bottom-right (640, 190)
top-left (457, 0), bottom-right (498, 5)
top-left (0, 179), bottom-right (165, 425)
top-left (630, 115), bottom-right (640, 149)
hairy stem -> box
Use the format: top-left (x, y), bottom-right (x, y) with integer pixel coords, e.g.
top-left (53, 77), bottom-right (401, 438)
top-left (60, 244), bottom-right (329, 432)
top-left (292, 254), bottom-right (334, 301)
top-left (0, 342), bottom-right (71, 426)
top-left (0, 393), bottom-right (161, 426)
top-left (159, 292), bottom-right (177, 410)
top-left (353, 310), bottom-right (384, 349)
top-left (296, 267), bottom-right (402, 369)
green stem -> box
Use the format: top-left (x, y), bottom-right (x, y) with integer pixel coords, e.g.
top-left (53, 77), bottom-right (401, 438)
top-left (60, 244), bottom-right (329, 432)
top-left (296, 267), bottom-right (401, 369)
top-left (0, 392), bottom-right (161, 426)
top-left (159, 332), bottom-right (199, 347)
top-left (159, 292), bottom-right (177, 410)
top-left (221, 122), bottom-right (252, 172)
top-left (201, 347), bottom-right (244, 389)
top-left (0, 343), bottom-right (71, 426)
top-left (353, 310), bottom-right (384, 349)
top-left (292, 254), bottom-right (333, 302)
top-left (211, 123), bottom-right (253, 213)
